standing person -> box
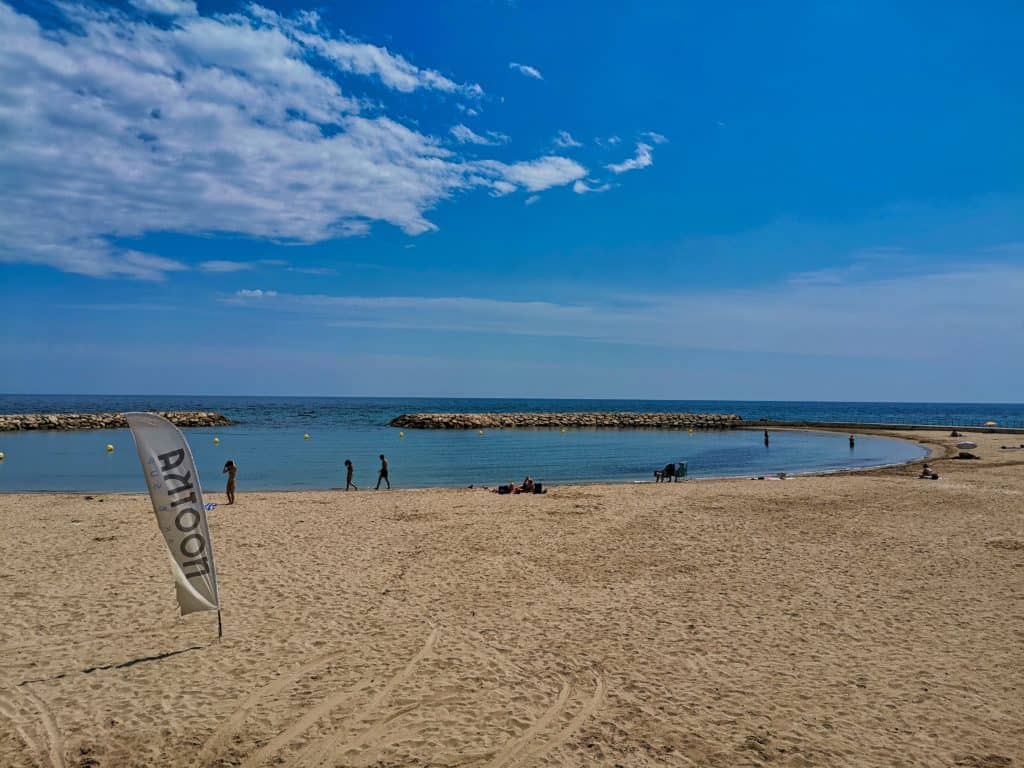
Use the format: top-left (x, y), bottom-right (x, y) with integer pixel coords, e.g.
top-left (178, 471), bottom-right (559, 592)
top-left (764, 430), bottom-right (770, 447)
top-left (375, 454), bottom-right (390, 490)
top-left (849, 434), bottom-right (856, 449)
top-left (344, 459), bottom-right (358, 491)
top-left (222, 460), bottom-right (237, 505)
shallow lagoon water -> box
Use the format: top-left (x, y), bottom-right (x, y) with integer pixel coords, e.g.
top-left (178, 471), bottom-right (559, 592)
top-left (0, 423), bottom-right (926, 492)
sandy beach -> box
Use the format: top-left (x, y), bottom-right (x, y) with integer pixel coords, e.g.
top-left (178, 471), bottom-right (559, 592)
top-left (1, 429), bottom-right (1021, 767)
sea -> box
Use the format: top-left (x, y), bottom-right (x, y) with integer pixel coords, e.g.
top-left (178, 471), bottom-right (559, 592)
top-left (2, 396), bottom-right (1021, 492)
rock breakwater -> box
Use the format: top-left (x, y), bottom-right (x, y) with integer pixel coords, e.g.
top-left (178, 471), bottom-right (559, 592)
top-left (389, 412), bottom-right (743, 430)
top-left (0, 411), bottom-right (232, 431)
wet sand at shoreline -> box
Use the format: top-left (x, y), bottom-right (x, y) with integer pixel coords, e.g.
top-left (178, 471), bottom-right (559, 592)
top-left (1, 430), bottom-right (1021, 766)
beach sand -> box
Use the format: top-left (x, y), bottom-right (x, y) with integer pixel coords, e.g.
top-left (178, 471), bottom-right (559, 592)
top-left (1, 429), bottom-right (1021, 767)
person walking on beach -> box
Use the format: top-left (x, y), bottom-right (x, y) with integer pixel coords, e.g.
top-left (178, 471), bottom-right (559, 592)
top-left (222, 460), bottom-right (237, 505)
top-left (375, 454), bottom-right (390, 490)
top-left (344, 459), bottom-right (358, 491)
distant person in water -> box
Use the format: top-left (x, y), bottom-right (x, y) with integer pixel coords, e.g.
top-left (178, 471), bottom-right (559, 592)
top-left (344, 459), bottom-right (357, 491)
top-left (764, 430), bottom-right (770, 447)
top-left (849, 435), bottom-right (856, 448)
top-left (376, 454), bottom-right (390, 490)
top-left (222, 460), bottom-right (237, 505)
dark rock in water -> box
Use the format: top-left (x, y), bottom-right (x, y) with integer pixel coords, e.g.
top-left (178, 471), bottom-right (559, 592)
top-left (388, 411), bottom-right (743, 430)
top-left (0, 411), bottom-right (232, 431)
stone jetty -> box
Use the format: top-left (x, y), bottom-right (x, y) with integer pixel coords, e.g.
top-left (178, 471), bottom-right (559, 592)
top-left (0, 411), bottom-right (232, 431)
top-left (389, 412), bottom-right (743, 430)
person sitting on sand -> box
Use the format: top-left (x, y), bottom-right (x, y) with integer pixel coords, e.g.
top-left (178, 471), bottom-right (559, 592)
top-left (222, 460), bottom-right (237, 505)
top-left (521, 476), bottom-right (535, 493)
top-left (344, 459), bottom-right (357, 491)
top-left (919, 463), bottom-right (939, 480)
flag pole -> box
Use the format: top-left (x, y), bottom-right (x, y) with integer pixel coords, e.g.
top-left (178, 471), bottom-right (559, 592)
top-left (217, 609), bottom-right (223, 639)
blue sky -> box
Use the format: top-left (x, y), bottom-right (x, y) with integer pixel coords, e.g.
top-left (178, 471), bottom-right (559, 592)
top-left (1, 0), bottom-right (1022, 400)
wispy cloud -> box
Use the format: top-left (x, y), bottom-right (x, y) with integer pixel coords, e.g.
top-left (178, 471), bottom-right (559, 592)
top-left (607, 142), bottom-right (654, 174)
top-left (573, 179), bottom-right (612, 195)
top-left (509, 61), bottom-right (543, 80)
top-left (200, 260), bottom-right (253, 273)
top-left (256, 6), bottom-right (482, 97)
top-left (0, 2), bottom-right (623, 280)
top-left (524, 195), bottom-right (540, 206)
top-left (553, 130), bottom-right (582, 149)
top-left (129, 0), bottom-right (197, 15)
top-left (641, 131), bottom-right (668, 144)
top-left (450, 124), bottom-right (510, 146)
top-left (480, 156), bottom-right (586, 192)
top-left (221, 263), bottom-right (1024, 361)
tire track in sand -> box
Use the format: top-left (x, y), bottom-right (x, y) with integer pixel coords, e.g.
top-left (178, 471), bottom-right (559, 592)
top-left (195, 649), bottom-right (350, 767)
top-left (486, 667), bottom-right (605, 768)
top-left (0, 686), bottom-right (65, 768)
top-left (237, 677), bottom-right (377, 768)
top-left (290, 625), bottom-right (439, 768)
top-left (484, 679), bottom-right (572, 768)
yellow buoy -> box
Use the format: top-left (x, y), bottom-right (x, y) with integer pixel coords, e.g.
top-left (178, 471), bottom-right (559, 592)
top-left (303, 433), bottom-right (310, 440)
top-left (213, 437), bottom-right (220, 444)
top-left (105, 444), bottom-right (114, 453)
top-left (0, 451), bottom-right (5, 461)
top-left (560, 428), bottom-right (567, 433)
top-left (399, 431), bottom-right (405, 438)
top-left (478, 430), bottom-right (484, 436)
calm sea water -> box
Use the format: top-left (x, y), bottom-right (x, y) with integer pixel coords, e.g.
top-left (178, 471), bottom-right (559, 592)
top-left (2, 395), bottom-right (1016, 492)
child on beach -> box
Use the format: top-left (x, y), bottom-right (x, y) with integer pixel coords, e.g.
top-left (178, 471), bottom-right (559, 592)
top-left (222, 460), bottom-right (237, 504)
top-left (344, 459), bottom-right (357, 490)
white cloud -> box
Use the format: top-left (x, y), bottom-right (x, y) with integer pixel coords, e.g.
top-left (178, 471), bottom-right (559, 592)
top-left (480, 156), bottom-right (586, 192)
top-left (641, 131), bottom-right (668, 144)
top-left (595, 135), bottom-right (621, 148)
top-left (607, 142), bottom-right (654, 174)
top-left (450, 124), bottom-right (509, 146)
top-left (235, 288), bottom-right (278, 297)
top-left (129, 0), bottom-right (197, 16)
top-left (0, 2), bottom-right (597, 279)
top-left (200, 260), bottom-right (253, 272)
top-left (553, 130), bottom-right (582, 149)
top-left (573, 179), bottom-right (612, 194)
top-left (509, 61), bottom-right (543, 80)
top-left (525, 195), bottom-right (540, 206)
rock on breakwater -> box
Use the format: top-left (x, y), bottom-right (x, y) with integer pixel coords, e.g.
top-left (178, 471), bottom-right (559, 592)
top-left (0, 411), bottom-right (232, 431)
top-left (389, 412), bottom-right (743, 430)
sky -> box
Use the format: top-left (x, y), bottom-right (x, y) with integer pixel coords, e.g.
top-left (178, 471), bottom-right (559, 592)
top-left (1, 0), bottom-right (1022, 401)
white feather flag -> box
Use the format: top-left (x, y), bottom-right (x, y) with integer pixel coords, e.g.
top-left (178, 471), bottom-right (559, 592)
top-left (126, 412), bottom-right (220, 615)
